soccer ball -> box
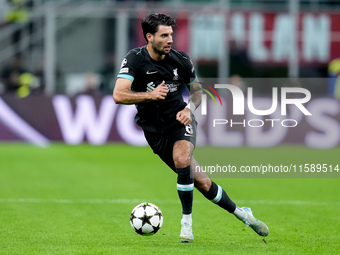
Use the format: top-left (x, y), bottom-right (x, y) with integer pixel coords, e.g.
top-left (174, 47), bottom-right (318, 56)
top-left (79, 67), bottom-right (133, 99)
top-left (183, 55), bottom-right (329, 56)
top-left (130, 202), bottom-right (163, 236)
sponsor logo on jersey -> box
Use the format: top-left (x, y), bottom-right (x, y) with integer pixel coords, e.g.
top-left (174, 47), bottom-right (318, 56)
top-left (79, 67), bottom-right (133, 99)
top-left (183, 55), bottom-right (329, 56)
top-left (120, 58), bottom-right (127, 68)
top-left (146, 82), bottom-right (156, 92)
top-left (119, 68), bottom-right (129, 74)
top-left (165, 83), bottom-right (179, 92)
top-left (184, 133), bottom-right (194, 137)
top-left (146, 70), bottom-right (158, 75)
top-left (173, 68), bottom-right (179, 80)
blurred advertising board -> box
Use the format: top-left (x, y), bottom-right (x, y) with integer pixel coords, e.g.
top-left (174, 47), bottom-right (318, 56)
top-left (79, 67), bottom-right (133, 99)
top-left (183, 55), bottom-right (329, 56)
top-left (0, 87), bottom-right (339, 148)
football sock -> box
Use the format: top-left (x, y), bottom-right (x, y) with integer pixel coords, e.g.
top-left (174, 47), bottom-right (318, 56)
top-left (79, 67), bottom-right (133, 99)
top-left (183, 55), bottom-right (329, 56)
top-left (181, 213), bottom-right (192, 225)
top-left (176, 166), bottom-right (194, 215)
top-left (202, 181), bottom-right (236, 213)
top-left (233, 206), bottom-right (247, 221)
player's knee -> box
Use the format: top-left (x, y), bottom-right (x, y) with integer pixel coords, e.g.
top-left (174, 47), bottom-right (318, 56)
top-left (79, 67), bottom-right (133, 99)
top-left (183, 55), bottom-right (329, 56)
top-left (173, 155), bottom-right (190, 169)
top-left (194, 178), bottom-right (211, 193)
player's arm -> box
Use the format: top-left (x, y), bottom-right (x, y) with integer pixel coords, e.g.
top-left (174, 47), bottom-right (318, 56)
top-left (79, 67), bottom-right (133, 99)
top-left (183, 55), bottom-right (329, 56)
top-left (176, 78), bottom-right (203, 126)
top-left (187, 78), bottom-right (203, 111)
top-left (113, 78), bottom-right (169, 105)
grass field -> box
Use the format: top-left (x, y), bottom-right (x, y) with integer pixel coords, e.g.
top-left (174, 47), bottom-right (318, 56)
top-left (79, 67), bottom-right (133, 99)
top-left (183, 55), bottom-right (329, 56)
top-left (0, 143), bottom-right (339, 254)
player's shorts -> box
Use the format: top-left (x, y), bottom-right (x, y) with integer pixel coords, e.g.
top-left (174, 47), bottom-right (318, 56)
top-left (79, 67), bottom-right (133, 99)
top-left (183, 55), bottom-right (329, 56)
top-left (143, 119), bottom-right (197, 172)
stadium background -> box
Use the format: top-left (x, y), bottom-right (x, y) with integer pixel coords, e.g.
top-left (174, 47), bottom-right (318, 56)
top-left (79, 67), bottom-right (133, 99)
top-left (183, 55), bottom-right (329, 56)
top-left (0, 1), bottom-right (339, 254)
top-left (1, 0), bottom-right (340, 147)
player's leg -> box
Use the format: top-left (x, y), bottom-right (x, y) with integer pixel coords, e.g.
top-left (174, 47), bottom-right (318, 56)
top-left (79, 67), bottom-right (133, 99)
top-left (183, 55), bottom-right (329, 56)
top-left (191, 156), bottom-right (237, 213)
top-left (143, 128), bottom-right (195, 242)
top-left (191, 156), bottom-right (269, 237)
top-left (143, 128), bottom-right (194, 242)
top-left (173, 139), bottom-right (194, 243)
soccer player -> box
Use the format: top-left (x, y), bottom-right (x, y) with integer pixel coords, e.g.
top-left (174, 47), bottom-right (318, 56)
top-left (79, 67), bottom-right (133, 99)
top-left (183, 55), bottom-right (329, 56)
top-left (113, 12), bottom-right (269, 243)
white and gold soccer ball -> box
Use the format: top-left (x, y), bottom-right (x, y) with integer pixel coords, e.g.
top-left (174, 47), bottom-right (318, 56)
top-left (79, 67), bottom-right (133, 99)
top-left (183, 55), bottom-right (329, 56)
top-left (130, 202), bottom-right (163, 236)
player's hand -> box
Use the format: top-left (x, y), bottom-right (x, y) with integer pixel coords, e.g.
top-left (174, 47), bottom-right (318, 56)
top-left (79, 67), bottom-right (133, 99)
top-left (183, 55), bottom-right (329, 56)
top-left (176, 108), bottom-right (192, 126)
top-left (149, 81), bottom-right (168, 100)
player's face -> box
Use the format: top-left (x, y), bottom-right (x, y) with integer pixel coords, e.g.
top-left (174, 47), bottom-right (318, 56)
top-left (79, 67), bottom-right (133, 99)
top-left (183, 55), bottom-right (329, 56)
top-left (151, 25), bottom-right (173, 55)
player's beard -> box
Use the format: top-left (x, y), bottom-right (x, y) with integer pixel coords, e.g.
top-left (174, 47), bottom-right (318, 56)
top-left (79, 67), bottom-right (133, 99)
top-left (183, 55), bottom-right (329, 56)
top-left (151, 40), bottom-right (171, 56)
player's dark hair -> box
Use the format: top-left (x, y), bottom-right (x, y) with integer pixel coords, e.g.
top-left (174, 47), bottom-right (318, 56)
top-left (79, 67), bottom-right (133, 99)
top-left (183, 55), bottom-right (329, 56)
top-left (141, 13), bottom-right (176, 42)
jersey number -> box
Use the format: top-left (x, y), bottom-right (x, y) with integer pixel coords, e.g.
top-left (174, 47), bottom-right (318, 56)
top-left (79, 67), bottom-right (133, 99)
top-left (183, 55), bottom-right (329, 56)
top-left (185, 124), bottom-right (193, 135)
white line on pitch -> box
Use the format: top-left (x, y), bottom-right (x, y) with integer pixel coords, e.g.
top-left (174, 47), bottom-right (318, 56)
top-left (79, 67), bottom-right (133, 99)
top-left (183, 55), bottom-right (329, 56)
top-left (0, 198), bottom-right (338, 206)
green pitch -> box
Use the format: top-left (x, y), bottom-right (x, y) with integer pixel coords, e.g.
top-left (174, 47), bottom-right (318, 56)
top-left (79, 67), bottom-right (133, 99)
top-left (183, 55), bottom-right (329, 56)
top-left (0, 143), bottom-right (339, 254)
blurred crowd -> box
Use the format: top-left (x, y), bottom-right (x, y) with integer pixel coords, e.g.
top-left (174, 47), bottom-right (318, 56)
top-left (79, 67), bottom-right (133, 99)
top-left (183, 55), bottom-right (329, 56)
top-left (1, 0), bottom-right (339, 98)
top-left (0, 55), bottom-right (44, 97)
top-left (0, 54), bottom-right (116, 97)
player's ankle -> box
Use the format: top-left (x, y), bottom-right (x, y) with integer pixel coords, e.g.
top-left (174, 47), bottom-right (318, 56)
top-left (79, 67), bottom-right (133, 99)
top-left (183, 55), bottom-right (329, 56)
top-left (233, 206), bottom-right (247, 221)
top-left (181, 213), bottom-right (192, 225)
